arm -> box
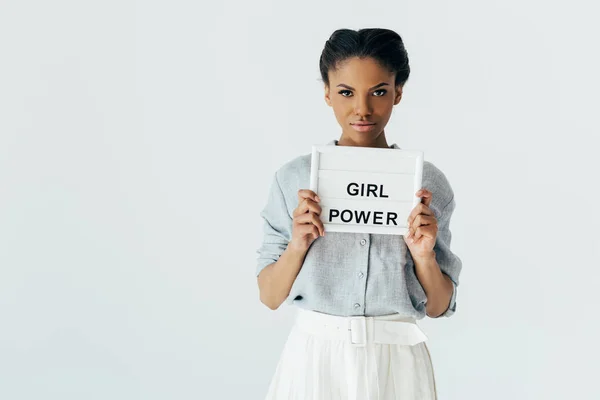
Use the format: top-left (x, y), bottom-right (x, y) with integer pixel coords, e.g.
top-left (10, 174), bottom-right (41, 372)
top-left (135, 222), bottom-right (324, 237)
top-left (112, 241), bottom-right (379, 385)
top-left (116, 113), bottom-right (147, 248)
top-left (257, 245), bottom-right (307, 310)
top-left (407, 187), bottom-right (462, 318)
top-left (256, 171), bottom-right (317, 310)
top-left (413, 252), bottom-right (455, 318)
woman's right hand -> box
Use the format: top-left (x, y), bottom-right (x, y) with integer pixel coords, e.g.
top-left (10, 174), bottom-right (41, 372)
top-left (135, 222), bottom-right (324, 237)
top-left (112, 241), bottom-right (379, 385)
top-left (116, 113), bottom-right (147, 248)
top-left (289, 189), bottom-right (325, 254)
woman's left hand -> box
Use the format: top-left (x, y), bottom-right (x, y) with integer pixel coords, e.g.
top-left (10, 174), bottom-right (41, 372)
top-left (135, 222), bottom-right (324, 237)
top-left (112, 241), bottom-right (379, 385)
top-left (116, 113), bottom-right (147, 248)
top-left (404, 188), bottom-right (438, 259)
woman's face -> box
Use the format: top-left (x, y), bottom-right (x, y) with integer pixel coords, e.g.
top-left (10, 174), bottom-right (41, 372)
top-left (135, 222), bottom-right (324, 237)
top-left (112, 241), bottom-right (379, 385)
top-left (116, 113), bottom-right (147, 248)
top-left (324, 56), bottom-right (403, 147)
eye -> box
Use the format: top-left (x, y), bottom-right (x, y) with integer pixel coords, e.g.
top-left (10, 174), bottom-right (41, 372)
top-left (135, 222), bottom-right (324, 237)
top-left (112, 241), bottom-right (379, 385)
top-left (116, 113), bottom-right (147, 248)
top-left (337, 89), bottom-right (387, 97)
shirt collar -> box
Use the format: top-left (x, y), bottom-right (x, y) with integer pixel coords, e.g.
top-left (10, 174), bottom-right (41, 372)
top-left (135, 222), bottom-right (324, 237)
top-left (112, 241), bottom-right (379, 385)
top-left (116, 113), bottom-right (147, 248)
top-left (326, 139), bottom-right (400, 149)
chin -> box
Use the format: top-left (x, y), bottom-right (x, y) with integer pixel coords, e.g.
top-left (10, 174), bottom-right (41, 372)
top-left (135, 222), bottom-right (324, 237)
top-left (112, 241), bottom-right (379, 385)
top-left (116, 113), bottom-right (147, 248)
top-left (349, 131), bottom-right (381, 140)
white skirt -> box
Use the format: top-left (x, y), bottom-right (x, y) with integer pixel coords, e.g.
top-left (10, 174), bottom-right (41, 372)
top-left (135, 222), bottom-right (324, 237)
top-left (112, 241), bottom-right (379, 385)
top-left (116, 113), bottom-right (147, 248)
top-left (264, 308), bottom-right (437, 400)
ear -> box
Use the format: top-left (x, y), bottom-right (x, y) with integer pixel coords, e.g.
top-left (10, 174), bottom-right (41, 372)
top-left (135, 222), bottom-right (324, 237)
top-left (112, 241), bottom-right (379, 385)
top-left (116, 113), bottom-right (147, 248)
top-left (324, 85), bottom-right (332, 107)
top-left (394, 86), bottom-right (403, 105)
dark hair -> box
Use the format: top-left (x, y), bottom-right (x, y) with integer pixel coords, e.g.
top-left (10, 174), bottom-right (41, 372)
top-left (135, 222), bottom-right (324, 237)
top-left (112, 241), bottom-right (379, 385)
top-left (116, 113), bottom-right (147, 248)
top-left (319, 28), bottom-right (410, 88)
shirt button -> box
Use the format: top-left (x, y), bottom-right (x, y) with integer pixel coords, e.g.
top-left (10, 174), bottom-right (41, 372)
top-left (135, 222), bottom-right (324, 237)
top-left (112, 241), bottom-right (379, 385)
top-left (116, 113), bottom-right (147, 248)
top-left (360, 239), bottom-right (367, 246)
top-left (354, 303), bottom-right (361, 309)
top-left (358, 272), bottom-right (364, 279)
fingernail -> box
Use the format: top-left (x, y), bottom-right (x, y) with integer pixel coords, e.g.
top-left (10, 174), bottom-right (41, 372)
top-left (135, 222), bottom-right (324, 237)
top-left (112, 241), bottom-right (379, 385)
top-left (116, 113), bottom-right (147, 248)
top-left (315, 195), bottom-right (321, 202)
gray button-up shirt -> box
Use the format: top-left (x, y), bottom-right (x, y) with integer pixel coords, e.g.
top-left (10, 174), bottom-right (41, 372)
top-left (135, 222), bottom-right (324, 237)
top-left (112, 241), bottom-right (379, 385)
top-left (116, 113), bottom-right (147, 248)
top-left (256, 139), bottom-right (462, 319)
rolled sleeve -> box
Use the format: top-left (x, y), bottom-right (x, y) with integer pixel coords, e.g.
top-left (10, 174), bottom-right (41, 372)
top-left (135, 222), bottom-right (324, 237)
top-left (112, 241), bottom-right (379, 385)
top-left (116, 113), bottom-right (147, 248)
top-left (255, 172), bottom-right (293, 277)
top-left (438, 281), bottom-right (457, 317)
top-left (432, 195), bottom-right (462, 318)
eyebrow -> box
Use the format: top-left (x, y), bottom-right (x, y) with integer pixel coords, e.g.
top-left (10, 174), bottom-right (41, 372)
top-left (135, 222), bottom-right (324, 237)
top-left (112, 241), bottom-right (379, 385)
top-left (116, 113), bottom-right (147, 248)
top-left (336, 82), bottom-right (390, 91)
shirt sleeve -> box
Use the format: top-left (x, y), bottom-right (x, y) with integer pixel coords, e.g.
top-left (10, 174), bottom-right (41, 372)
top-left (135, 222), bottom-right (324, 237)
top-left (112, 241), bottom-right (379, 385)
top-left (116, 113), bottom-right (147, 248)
top-left (255, 172), bottom-right (293, 277)
top-left (430, 195), bottom-right (462, 318)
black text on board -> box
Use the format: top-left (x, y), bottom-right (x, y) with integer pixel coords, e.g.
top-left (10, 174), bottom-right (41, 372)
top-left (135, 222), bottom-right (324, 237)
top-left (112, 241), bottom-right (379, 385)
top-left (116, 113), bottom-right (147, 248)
top-left (327, 182), bottom-right (399, 226)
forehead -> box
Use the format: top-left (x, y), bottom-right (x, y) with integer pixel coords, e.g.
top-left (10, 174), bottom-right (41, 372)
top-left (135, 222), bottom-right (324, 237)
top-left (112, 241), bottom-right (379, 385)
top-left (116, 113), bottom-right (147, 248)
top-left (328, 57), bottom-right (395, 85)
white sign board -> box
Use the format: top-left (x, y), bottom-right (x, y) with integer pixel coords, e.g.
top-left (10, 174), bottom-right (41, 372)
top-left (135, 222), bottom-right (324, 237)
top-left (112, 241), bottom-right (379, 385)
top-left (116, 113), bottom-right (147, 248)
top-left (310, 144), bottom-right (424, 235)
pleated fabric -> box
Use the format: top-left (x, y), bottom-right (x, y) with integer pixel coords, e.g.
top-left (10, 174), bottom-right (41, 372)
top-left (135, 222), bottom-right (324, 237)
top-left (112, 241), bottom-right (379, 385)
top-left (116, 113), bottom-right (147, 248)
top-left (263, 309), bottom-right (437, 400)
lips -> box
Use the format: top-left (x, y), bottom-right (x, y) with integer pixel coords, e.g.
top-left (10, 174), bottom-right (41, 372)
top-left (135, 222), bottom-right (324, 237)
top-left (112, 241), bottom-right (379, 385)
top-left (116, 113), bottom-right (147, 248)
top-left (350, 122), bottom-right (376, 132)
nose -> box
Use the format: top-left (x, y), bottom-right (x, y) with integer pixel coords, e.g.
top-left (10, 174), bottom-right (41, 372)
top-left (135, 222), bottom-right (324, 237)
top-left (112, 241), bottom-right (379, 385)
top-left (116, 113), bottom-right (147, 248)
top-left (353, 94), bottom-right (372, 117)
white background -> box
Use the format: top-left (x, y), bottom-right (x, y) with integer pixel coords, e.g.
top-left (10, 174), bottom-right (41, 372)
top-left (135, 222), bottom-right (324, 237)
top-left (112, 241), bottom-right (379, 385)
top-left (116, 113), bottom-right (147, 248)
top-left (1, 1), bottom-right (599, 399)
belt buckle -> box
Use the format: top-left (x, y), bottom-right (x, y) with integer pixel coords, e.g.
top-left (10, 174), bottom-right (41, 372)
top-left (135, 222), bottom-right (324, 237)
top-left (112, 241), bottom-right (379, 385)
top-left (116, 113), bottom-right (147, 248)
top-left (348, 316), bottom-right (367, 347)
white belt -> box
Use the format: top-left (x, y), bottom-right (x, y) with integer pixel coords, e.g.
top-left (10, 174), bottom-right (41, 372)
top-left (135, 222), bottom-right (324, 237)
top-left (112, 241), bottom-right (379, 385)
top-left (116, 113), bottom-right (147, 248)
top-left (295, 307), bottom-right (428, 347)
top-left (294, 308), bottom-right (429, 400)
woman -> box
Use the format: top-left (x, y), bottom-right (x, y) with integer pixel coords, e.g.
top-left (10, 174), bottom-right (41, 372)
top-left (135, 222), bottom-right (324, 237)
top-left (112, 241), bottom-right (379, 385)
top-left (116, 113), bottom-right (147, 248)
top-left (256, 28), bottom-right (462, 400)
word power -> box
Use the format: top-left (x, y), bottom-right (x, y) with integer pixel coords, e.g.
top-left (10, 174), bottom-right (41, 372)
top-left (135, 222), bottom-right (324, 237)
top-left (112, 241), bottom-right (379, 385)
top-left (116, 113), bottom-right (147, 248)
top-left (328, 182), bottom-right (398, 225)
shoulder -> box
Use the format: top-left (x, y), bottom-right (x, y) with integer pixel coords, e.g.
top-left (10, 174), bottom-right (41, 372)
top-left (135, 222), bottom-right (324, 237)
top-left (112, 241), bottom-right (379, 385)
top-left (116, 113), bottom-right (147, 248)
top-left (275, 153), bottom-right (311, 183)
top-left (272, 152), bottom-right (312, 205)
top-left (422, 160), bottom-right (455, 215)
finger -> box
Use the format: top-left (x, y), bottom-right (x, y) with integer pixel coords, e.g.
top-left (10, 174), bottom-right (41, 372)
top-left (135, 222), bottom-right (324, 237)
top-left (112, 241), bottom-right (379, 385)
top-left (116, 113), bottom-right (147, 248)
top-left (406, 203), bottom-right (434, 227)
top-left (409, 214), bottom-right (437, 232)
top-left (298, 212), bottom-right (325, 236)
top-left (406, 204), bottom-right (422, 227)
top-left (293, 217), bottom-right (317, 239)
top-left (407, 220), bottom-right (437, 240)
top-left (298, 189), bottom-right (320, 205)
top-left (293, 198), bottom-right (322, 218)
top-left (295, 212), bottom-right (317, 224)
top-left (416, 188), bottom-right (433, 208)
top-left (292, 200), bottom-right (319, 218)
top-left (295, 212), bottom-right (325, 236)
top-left (413, 230), bottom-right (435, 245)
top-left (412, 225), bottom-right (436, 242)
top-left (298, 223), bottom-right (320, 240)
top-left (311, 212), bottom-right (325, 236)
